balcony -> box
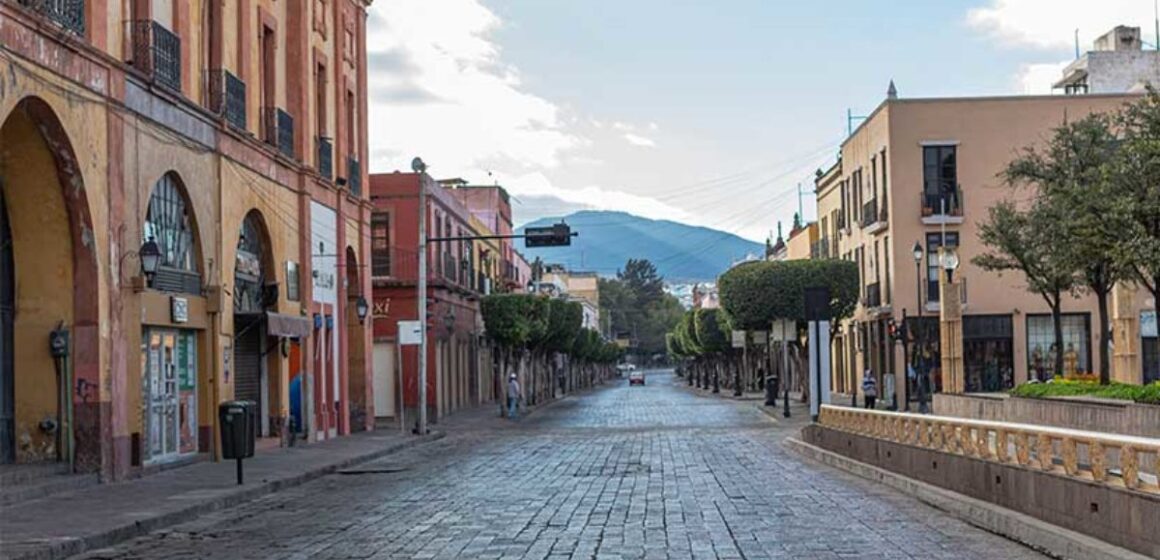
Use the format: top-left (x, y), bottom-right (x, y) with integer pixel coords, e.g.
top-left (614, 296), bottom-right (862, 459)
top-left (861, 198), bottom-right (888, 234)
top-left (317, 137), bottom-right (333, 181)
top-left (17, 0), bottom-right (84, 35)
top-left (347, 156), bottom-right (362, 197)
top-left (864, 282), bottom-right (882, 309)
top-left (370, 248), bottom-right (418, 284)
top-left (921, 185), bottom-right (964, 225)
top-left (205, 69), bottom-right (247, 130)
top-left (261, 108), bottom-right (295, 159)
top-left (130, 21), bottom-right (182, 92)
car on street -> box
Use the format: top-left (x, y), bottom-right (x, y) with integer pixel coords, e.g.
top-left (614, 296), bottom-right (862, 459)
top-left (628, 370), bottom-right (645, 386)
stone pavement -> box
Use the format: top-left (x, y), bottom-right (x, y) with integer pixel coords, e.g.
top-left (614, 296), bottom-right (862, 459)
top-left (59, 370), bottom-right (1047, 560)
top-left (0, 427), bottom-right (444, 560)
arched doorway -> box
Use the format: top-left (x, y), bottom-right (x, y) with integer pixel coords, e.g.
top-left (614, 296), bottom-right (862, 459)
top-left (0, 97), bottom-right (99, 468)
top-left (345, 246), bottom-right (369, 431)
top-left (233, 211), bottom-right (275, 438)
top-left (140, 172), bottom-right (204, 464)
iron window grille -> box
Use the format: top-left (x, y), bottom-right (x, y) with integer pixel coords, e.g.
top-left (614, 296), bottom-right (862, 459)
top-left (17, 0), bottom-right (84, 35)
top-left (205, 69), bottom-right (247, 131)
top-left (261, 108), bottom-right (295, 159)
top-left (143, 174), bottom-right (201, 295)
top-left (317, 137), bottom-right (334, 180)
top-left (131, 20), bottom-right (182, 92)
top-left (347, 156), bottom-right (362, 197)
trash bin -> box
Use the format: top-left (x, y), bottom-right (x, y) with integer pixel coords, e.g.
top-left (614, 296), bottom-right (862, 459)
top-left (218, 400), bottom-right (257, 460)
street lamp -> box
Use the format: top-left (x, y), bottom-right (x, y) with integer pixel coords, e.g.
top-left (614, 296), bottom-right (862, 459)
top-left (355, 296), bottom-right (369, 325)
top-left (939, 247), bottom-right (960, 283)
top-left (139, 237), bottom-right (162, 282)
top-left (912, 241), bottom-right (928, 413)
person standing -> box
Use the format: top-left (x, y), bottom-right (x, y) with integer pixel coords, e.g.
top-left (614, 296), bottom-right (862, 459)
top-left (507, 373), bottom-right (522, 419)
top-left (861, 368), bottom-right (878, 409)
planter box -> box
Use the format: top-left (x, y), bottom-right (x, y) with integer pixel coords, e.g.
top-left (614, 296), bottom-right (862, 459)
top-left (933, 393), bottom-right (1160, 439)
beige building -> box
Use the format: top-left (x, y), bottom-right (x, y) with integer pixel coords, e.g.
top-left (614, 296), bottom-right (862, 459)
top-left (817, 91), bottom-right (1156, 407)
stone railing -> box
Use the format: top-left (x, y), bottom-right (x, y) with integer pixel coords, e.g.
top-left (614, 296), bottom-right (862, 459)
top-left (819, 404), bottom-right (1160, 494)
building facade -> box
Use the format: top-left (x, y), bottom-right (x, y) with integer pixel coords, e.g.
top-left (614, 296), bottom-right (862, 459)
top-left (817, 93), bottom-right (1155, 407)
top-left (369, 173), bottom-right (502, 428)
top-left (0, 0), bottom-right (373, 479)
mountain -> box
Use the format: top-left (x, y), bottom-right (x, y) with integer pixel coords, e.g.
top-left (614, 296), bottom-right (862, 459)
top-left (515, 211), bottom-right (764, 283)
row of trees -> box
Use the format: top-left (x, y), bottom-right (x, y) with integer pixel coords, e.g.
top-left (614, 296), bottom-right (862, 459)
top-left (600, 259), bottom-right (685, 357)
top-left (668, 259), bottom-right (859, 397)
top-left (975, 90), bottom-right (1160, 384)
top-left (481, 294), bottom-right (622, 407)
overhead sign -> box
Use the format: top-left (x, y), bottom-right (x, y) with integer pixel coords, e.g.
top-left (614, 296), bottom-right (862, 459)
top-left (398, 321), bottom-right (422, 346)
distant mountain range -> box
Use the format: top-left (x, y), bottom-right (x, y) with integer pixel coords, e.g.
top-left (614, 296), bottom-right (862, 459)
top-left (515, 211), bottom-right (764, 283)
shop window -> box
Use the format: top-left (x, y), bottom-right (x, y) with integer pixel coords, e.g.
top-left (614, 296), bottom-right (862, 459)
top-left (1026, 313), bottom-right (1091, 380)
top-left (963, 315), bottom-right (1014, 393)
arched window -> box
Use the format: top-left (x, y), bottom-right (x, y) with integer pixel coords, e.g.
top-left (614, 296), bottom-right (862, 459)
top-left (144, 173), bottom-right (200, 294)
top-left (234, 212), bottom-right (266, 314)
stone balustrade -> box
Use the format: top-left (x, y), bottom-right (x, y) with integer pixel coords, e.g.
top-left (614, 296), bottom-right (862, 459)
top-left (819, 405), bottom-right (1160, 494)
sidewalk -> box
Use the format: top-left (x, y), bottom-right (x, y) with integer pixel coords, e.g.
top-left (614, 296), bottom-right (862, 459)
top-left (0, 429), bottom-right (444, 560)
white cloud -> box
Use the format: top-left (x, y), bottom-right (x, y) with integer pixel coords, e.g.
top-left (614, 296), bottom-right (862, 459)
top-left (365, 0), bottom-right (674, 225)
top-left (623, 133), bottom-right (657, 147)
top-left (967, 0), bottom-right (1155, 50)
top-left (504, 172), bottom-right (691, 224)
top-left (1015, 60), bottom-right (1072, 94)
top-left (366, 0), bottom-right (582, 174)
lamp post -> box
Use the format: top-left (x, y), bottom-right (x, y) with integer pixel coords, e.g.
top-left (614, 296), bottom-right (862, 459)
top-left (912, 241), bottom-right (928, 414)
top-left (940, 247), bottom-right (960, 395)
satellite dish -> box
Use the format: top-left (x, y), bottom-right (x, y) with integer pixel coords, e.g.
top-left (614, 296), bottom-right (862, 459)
top-left (411, 157), bottom-right (427, 173)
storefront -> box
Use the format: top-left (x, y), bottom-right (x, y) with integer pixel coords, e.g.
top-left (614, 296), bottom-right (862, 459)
top-left (141, 328), bottom-right (198, 464)
top-left (1026, 313), bottom-right (1091, 380)
top-left (963, 315), bottom-right (1014, 393)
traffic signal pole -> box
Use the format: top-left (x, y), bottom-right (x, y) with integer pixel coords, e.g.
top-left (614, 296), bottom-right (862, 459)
top-left (418, 177), bottom-right (428, 436)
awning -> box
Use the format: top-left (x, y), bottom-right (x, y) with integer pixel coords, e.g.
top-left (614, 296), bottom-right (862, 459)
top-left (265, 312), bottom-right (313, 338)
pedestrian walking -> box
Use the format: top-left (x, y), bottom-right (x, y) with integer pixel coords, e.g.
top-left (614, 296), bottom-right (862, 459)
top-left (507, 372), bottom-right (522, 419)
top-left (861, 368), bottom-right (878, 409)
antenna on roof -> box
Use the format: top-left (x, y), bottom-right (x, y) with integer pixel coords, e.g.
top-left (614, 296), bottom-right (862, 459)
top-left (1075, 28), bottom-right (1080, 59)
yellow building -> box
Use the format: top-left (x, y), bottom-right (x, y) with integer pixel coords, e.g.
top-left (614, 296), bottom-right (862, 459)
top-left (1, 0), bottom-right (373, 480)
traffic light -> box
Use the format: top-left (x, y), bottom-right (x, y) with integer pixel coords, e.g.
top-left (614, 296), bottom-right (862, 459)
top-left (525, 223), bottom-right (573, 248)
top-left (888, 318), bottom-right (908, 342)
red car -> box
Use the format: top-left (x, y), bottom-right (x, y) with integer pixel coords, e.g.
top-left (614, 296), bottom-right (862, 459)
top-left (628, 370), bottom-right (645, 386)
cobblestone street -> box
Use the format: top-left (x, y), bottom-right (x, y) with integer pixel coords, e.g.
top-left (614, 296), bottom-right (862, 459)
top-left (74, 371), bottom-right (1045, 560)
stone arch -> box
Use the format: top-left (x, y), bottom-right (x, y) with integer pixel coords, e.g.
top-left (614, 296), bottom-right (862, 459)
top-left (232, 209), bottom-right (280, 438)
top-left (0, 96), bottom-right (100, 470)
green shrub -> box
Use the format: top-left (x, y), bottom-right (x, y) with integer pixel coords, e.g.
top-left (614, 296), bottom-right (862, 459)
top-left (1010, 381), bottom-right (1160, 405)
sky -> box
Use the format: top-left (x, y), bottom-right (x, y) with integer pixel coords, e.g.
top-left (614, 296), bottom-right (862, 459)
top-left (366, 0), bottom-right (1160, 243)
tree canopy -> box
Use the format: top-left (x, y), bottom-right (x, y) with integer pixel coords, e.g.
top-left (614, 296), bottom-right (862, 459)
top-left (718, 259), bottom-right (859, 328)
top-left (599, 258), bottom-right (683, 354)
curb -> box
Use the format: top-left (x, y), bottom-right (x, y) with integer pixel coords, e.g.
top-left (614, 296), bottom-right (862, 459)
top-left (783, 437), bottom-right (1150, 560)
top-left (8, 432), bottom-right (446, 560)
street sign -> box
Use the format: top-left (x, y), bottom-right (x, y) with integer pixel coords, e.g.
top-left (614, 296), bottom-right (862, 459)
top-left (770, 319), bottom-right (794, 342)
top-left (731, 330), bottom-right (746, 348)
top-left (525, 223), bottom-right (572, 248)
top-left (398, 320), bottom-right (422, 345)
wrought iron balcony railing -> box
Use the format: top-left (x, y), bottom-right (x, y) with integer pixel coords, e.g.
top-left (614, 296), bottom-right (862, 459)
top-left (130, 20), bottom-right (182, 91)
top-left (865, 282), bottom-right (882, 308)
top-left (317, 137), bottom-right (333, 180)
top-left (860, 198), bottom-right (879, 228)
top-left (17, 0), bottom-right (84, 35)
top-left (261, 107), bottom-right (295, 159)
top-left (205, 69), bottom-right (246, 130)
top-left (347, 156), bottom-right (362, 197)
top-left (922, 184), bottom-right (964, 217)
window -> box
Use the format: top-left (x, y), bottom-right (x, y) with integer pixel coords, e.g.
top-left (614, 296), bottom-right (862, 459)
top-left (880, 149), bottom-right (888, 207)
top-left (1026, 314), bottom-right (1091, 380)
top-left (884, 235), bottom-right (891, 305)
top-left (144, 174), bottom-right (196, 273)
top-left (926, 232), bottom-right (959, 303)
top-left (371, 213), bottom-right (390, 277)
top-left (286, 262), bottom-right (300, 301)
top-left (923, 145), bottom-right (957, 211)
